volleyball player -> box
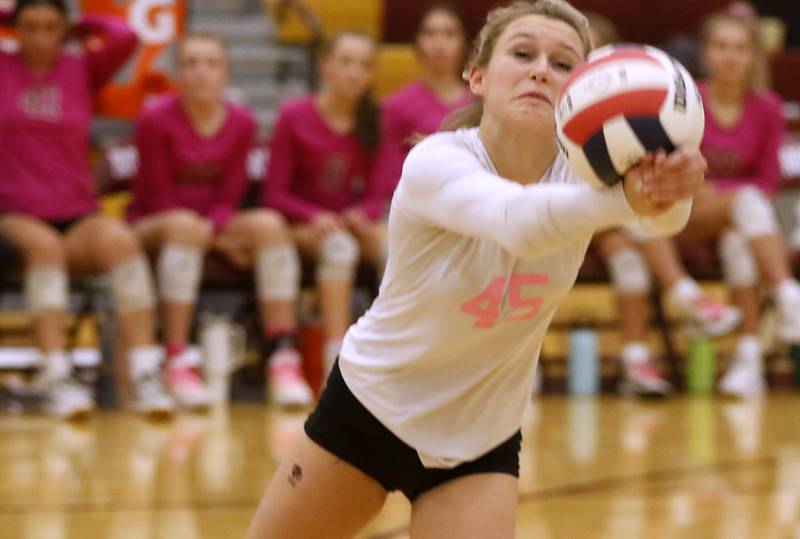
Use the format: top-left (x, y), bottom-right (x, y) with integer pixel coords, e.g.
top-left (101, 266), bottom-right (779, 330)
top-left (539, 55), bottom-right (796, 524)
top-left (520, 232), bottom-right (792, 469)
top-left (129, 33), bottom-right (312, 409)
top-left (0, 0), bottom-right (173, 418)
top-left (262, 32), bottom-right (391, 374)
top-left (246, 1), bottom-right (707, 537)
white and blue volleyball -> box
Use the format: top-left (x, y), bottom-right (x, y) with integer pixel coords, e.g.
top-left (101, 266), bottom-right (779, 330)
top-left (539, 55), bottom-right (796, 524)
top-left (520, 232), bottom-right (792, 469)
top-left (555, 44), bottom-right (705, 188)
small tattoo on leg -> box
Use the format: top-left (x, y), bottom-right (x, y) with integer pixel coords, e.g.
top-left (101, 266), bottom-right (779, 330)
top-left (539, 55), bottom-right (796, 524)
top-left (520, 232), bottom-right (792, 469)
top-left (288, 464), bottom-right (303, 487)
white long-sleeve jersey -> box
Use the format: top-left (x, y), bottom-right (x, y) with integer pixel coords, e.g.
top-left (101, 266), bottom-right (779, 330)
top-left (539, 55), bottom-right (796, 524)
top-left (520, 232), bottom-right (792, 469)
top-left (339, 128), bottom-right (690, 468)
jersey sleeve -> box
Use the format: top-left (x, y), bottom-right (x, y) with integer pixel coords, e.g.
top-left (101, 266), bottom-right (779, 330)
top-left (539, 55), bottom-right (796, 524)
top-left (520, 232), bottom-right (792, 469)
top-left (261, 106), bottom-right (326, 222)
top-left (395, 136), bottom-right (641, 259)
top-left (77, 15), bottom-right (139, 89)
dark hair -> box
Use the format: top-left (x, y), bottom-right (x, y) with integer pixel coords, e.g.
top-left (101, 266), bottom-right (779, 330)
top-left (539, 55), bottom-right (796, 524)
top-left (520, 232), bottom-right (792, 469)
top-left (13, 0), bottom-right (68, 23)
top-left (317, 31), bottom-right (381, 154)
top-left (416, 2), bottom-right (466, 39)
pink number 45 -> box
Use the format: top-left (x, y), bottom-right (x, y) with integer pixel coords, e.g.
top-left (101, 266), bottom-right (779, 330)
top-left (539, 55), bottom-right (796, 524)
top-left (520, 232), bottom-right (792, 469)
top-left (460, 274), bottom-right (549, 329)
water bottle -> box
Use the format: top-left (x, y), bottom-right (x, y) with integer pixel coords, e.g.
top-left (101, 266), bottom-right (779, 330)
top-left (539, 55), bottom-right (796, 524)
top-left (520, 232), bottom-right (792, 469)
top-left (200, 315), bottom-right (246, 406)
top-left (686, 336), bottom-right (715, 394)
top-left (568, 327), bottom-right (599, 396)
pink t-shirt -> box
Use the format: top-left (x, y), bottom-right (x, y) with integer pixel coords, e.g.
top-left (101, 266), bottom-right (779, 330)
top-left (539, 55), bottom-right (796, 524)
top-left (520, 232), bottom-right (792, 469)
top-left (128, 94), bottom-right (257, 230)
top-left (0, 16), bottom-right (137, 221)
top-left (380, 81), bottom-right (474, 192)
top-left (383, 81), bottom-right (473, 155)
top-left (700, 83), bottom-right (786, 196)
top-left (262, 96), bottom-right (390, 223)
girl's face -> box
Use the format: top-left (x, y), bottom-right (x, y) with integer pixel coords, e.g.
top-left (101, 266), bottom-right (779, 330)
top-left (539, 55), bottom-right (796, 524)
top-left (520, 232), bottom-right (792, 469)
top-left (416, 10), bottom-right (466, 77)
top-left (470, 14), bottom-right (583, 130)
top-left (703, 20), bottom-right (755, 89)
top-left (16, 4), bottom-right (68, 68)
top-left (178, 38), bottom-right (229, 104)
top-left (319, 35), bottom-right (377, 102)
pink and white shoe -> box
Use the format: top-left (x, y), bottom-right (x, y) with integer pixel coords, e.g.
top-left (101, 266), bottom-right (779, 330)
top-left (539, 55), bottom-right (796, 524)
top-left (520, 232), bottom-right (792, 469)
top-left (682, 295), bottom-right (742, 337)
top-left (166, 352), bottom-right (210, 410)
top-left (619, 361), bottom-right (673, 398)
top-left (268, 348), bottom-right (313, 408)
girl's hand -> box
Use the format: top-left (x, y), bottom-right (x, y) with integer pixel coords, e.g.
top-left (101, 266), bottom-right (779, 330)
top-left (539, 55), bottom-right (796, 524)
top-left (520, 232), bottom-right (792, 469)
top-left (623, 148), bottom-right (706, 216)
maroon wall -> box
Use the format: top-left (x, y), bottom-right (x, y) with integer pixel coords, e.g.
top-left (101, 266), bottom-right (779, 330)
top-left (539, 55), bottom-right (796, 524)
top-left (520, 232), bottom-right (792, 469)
top-left (383, 0), bottom-right (731, 45)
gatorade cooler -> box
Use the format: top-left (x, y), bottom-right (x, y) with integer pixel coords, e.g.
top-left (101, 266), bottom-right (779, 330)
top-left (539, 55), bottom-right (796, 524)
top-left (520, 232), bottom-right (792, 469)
top-left (81, 0), bottom-right (186, 117)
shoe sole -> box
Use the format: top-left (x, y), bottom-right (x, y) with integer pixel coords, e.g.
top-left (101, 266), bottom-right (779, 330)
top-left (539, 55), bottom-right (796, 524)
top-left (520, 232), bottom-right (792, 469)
top-left (618, 382), bottom-right (671, 399)
top-left (59, 406), bottom-right (94, 422)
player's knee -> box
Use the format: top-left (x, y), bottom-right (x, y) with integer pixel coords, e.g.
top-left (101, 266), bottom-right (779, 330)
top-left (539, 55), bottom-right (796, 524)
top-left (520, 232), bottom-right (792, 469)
top-left (157, 244), bottom-right (203, 304)
top-left (163, 210), bottom-right (213, 247)
top-left (730, 186), bottom-right (778, 238)
top-left (607, 246), bottom-right (651, 294)
top-left (317, 231), bottom-right (359, 281)
top-left (718, 229), bottom-right (759, 287)
top-left (93, 219), bottom-right (143, 269)
top-left (24, 264), bottom-right (68, 313)
top-left (109, 255), bottom-right (156, 314)
top-left (256, 244), bottom-right (300, 301)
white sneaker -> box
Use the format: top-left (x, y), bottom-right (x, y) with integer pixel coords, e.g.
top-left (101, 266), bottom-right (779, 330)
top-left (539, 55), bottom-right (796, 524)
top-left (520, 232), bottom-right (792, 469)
top-left (166, 352), bottom-right (211, 410)
top-left (719, 360), bottom-right (766, 399)
top-left (681, 295), bottom-right (742, 337)
top-left (131, 371), bottom-right (176, 417)
top-left (268, 348), bottom-right (313, 408)
top-left (777, 299), bottom-right (800, 343)
top-left (619, 361), bottom-right (673, 398)
top-left (45, 377), bottom-right (95, 420)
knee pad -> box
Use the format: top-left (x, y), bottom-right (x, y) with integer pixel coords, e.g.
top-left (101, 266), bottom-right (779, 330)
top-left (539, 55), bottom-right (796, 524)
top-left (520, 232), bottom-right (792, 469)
top-left (731, 186), bottom-right (778, 238)
top-left (24, 265), bottom-right (68, 313)
top-left (256, 245), bottom-right (300, 301)
top-left (317, 231), bottom-right (359, 281)
top-left (607, 247), bottom-right (652, 294)
top-left (110, 256), bottom-right (156, 313)
top-left (157, 244), bottom-right (203, 303)
top-left (718, 230), bottom-right (760, 287)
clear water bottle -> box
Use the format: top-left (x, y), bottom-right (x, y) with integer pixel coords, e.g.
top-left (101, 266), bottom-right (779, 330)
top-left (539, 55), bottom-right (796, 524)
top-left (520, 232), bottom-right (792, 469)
top-left (568, 327), bottom-right (599, 396)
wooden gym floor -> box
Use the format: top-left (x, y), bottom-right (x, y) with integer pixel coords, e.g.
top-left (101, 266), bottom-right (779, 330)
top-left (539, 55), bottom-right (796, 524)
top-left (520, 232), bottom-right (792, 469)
top-left (0, 395), bottom-right (798, 538)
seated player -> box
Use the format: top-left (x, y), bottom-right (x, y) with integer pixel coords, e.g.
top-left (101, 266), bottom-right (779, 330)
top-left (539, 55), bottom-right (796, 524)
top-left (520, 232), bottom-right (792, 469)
top-left (128, 33), bottom-right (312, 409)
top-left (0, 0), bottom-right (174, 418)
top-left (262, 31), bottom-right (391, 374)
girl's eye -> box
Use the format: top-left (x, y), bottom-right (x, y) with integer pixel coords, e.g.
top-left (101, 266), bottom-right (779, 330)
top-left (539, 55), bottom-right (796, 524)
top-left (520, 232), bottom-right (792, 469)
top-left (514, 50), bottom-right (532, 60)
top-left (554, 61), bottom-right (573, 72)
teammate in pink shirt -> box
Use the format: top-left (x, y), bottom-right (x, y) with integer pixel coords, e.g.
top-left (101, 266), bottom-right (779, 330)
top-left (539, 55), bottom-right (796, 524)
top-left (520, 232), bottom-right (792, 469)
top-left (263, 31), bottom-right (389, 373)
top-left (0, 0), bottom-right (174, 419)
top-left (381, 2), bottom-right (473, 188)
top-left (130, 33), bottom-right (312, 409)
top-left (635, 7), bottom-right (800, 398)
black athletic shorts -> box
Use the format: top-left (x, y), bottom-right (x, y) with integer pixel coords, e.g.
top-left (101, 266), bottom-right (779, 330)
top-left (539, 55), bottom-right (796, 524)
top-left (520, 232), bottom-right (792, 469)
top-left (304, 361), bottom-right (522, 502)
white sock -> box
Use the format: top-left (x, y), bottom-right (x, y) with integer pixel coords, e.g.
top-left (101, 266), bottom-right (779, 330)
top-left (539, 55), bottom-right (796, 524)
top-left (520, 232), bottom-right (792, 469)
top-left (667, 277), bottom-right (703, 312)
top-left (775, 279), bottom-right (800, 313)
top-left (324, 339), bottom-right (341, 373)
top-left (734, 335), bottom-right (762, 367)
top-left (128, 345), bottom-right (163, 380)
top-left (621, 341), bottom-right (650, 369)
top-left (39, 350), bottom-right (71, 384)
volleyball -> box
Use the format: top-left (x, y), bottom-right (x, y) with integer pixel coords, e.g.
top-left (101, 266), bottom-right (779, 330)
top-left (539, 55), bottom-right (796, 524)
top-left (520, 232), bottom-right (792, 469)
top-left (555, 44), bottom-right (705, 188)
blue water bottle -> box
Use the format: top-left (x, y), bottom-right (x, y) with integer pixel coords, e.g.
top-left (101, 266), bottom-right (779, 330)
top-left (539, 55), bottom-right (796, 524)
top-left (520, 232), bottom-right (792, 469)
top-left (568, 326), bottom-right (599, 396)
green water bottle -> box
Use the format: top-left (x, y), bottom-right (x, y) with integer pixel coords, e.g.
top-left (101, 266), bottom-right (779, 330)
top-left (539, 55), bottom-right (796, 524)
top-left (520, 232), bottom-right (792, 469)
top-left (686, 337), bottom-right (715, 394)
